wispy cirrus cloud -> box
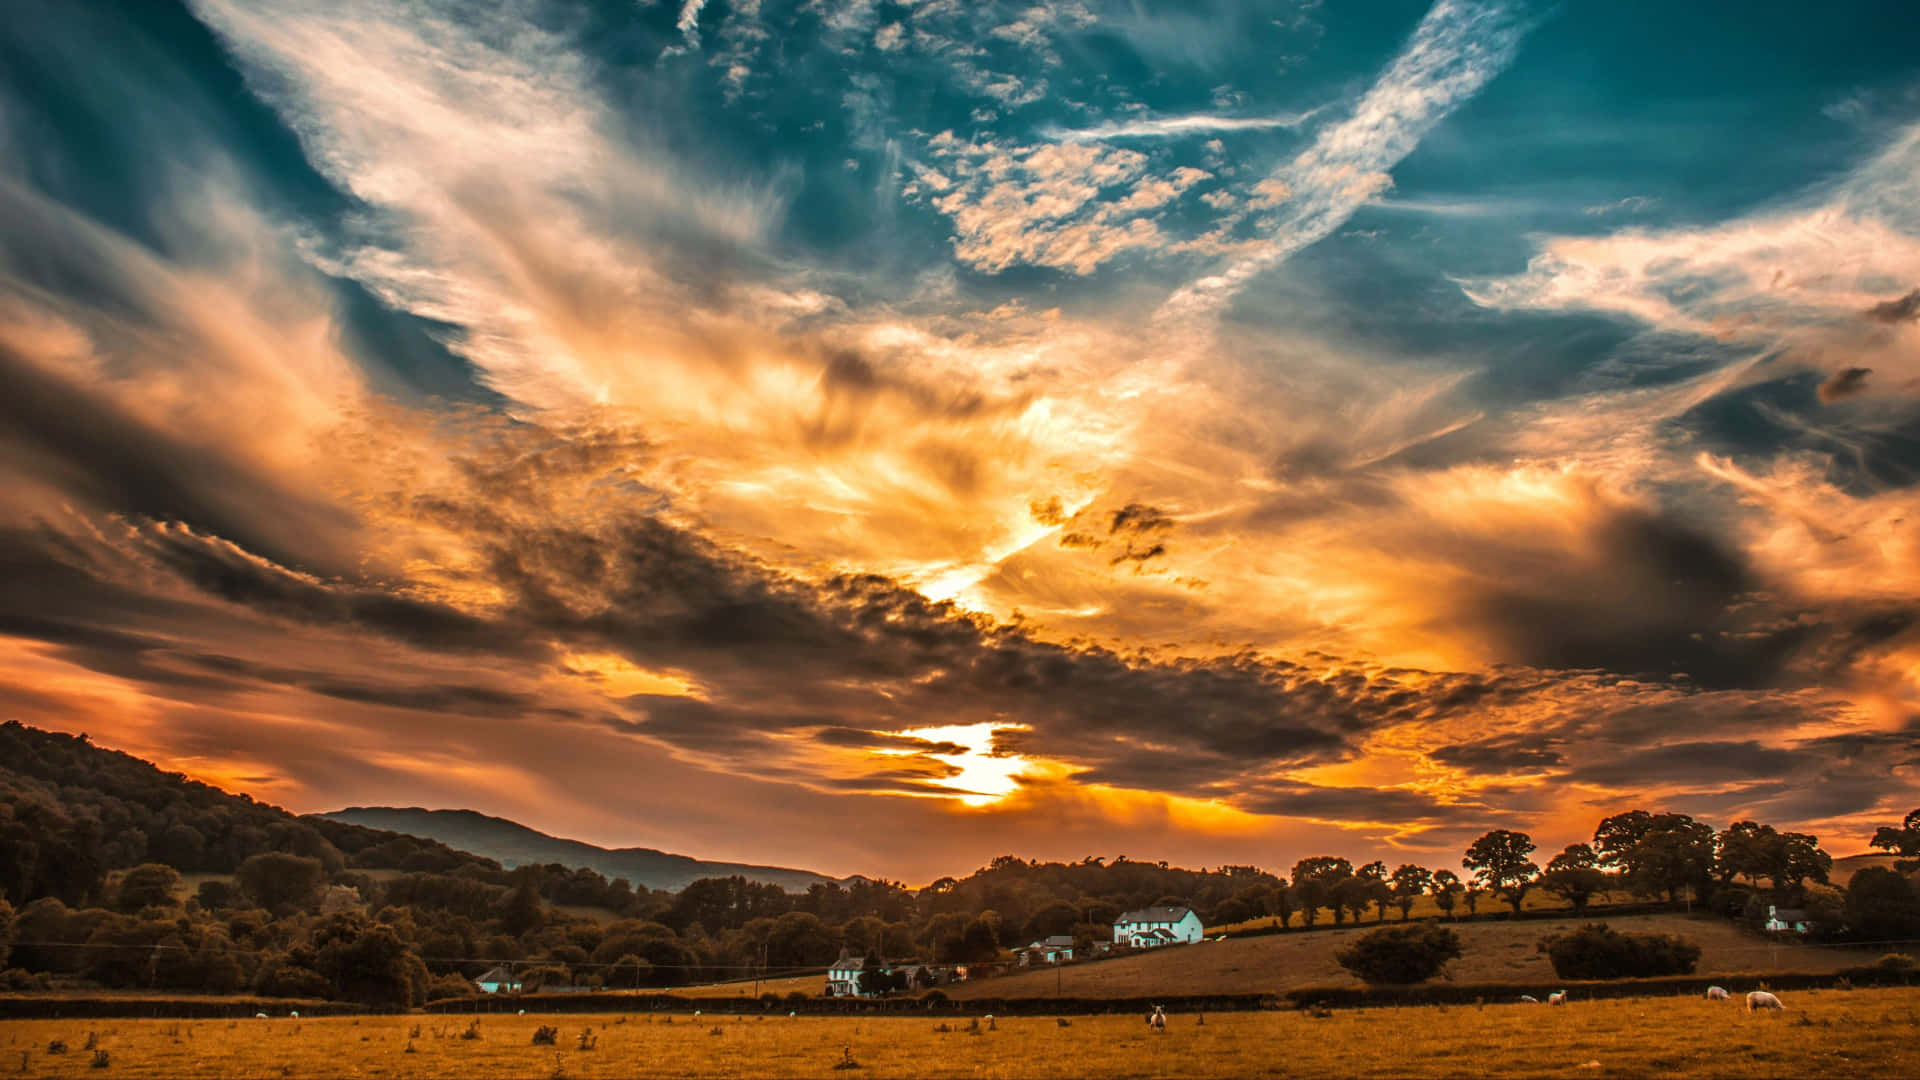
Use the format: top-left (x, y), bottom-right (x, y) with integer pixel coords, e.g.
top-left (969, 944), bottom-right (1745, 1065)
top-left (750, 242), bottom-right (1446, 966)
top-left (1043, 107), bottom-right (1326, 143)
top-left (1158, 0), bottom-right (1534, 324)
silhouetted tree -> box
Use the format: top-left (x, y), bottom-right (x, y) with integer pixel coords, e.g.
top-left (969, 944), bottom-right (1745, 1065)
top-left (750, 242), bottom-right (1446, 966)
top-left (1540, 844), bottom-right (1607, 914)
top-left (1430, 870), bottom-right (1462, 920)
top-left (1871, 808), bottom-right (1920, 873)
top-left (1390, 865), bottom-right (1433, 921)
top-left (1291, 857), bottom-right (1352, 928)
top-left (1845, 868), bottom-right (1920, 941)
top-left (1463, 830), bottom-right (1539, 915)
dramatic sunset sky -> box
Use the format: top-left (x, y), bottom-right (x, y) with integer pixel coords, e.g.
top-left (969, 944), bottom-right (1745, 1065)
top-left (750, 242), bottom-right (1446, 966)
top-left (3, 0), bottom-right (1919, 882)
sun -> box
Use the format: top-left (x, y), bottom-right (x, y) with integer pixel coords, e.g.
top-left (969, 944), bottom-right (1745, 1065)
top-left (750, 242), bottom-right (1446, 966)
top-left (884, 721), bottom-right (1034, 807)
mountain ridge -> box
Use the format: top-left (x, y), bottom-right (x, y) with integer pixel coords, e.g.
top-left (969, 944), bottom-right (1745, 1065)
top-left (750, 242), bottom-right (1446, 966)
top-left (320, 805), bottom-right (841, 893)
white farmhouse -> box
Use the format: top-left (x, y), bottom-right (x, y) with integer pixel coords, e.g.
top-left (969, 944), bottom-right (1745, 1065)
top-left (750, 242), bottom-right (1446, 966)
top-left (825, 950), bottom-right (887, 997)
top-left (1113, 905), bottom-right (1203, 948)
top-left (1764, 904), bottom-right (1811, 934)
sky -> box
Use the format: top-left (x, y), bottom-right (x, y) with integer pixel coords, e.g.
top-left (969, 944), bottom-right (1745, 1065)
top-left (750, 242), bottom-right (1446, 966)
top-left (2, 0), bottom-right (1919, 884)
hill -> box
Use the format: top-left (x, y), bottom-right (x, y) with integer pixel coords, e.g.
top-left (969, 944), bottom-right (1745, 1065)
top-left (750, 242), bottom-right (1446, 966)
top-left (1831, 852), bottom-right (1904, 885)
top-left (320, 806), bottom-right (839, 893)
top-left (946, 912), bottom-right (1907, 1000)
top-left (0, 721), bottom-right (498, 907)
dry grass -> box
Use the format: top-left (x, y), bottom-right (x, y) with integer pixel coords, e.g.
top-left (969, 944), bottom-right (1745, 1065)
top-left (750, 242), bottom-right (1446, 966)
top-left (4, 988), bottom-right (1917, 1078)
top-left (665, 975), bottom-right (824, 1000)
top-left (951, 913), bottom-right (1896, 1000)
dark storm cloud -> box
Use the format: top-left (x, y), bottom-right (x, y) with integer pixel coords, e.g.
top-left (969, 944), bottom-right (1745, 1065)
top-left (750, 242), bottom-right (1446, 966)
top-left (1564, 739), bottom-right (1805, 787)
top-left (1428, 737), bottom-right (1564, 773)
top-left (1865, 288), bottom-right (1920, 324)
top-left (1233, 781), bottom-right (1488, 823)
top-left (1450, 503), bottom-right (1791, 688)
top-left (810, 727), bottom-right (971, 756)
top-left (127, 523), bottom-right (540, 657)
top-left (0, 346), bottom-right (354, 574)
top-left (1818, 366), bottom-right (1873, 403)
top-left (0, 420), bottom-right (1556, 817)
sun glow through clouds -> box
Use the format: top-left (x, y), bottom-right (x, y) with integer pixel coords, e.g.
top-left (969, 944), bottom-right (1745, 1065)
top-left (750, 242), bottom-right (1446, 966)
top-left (887, 722), bottom-right (1034, 806)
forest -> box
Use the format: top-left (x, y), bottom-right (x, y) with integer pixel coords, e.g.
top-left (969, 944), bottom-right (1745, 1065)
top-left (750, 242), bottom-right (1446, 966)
top-left (1, 721), bottom-right (1917, 1007)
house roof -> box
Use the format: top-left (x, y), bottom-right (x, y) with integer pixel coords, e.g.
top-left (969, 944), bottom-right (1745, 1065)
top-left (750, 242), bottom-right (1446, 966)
top-left (1117, 906), bottom-right (1193, 925)
top-left (1039, 935), bottom-right (1076, 948)
top-left (476, 966), bottom-right (519, 984)
top-left (831, 954), bottom-right (892, 971)
top-left (1771, 908), bottom-right (1810, 921)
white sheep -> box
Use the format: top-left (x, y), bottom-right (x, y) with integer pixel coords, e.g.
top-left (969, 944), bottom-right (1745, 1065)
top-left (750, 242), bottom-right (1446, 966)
top-left (1147, 1005), bottom-right (1167, 1030)
top-left (1547, 992), bottom-right (1567, 1006)
top-left (289, 1010), bottom-right (299, 1019)
top-left (1517, 995), bottom-right (1539, 1003)
top-left (1706, 986), bottom-right (1730, 1001)
top-left (254, 1012), bottom-right (268, 1019)
top-left (1746, 990), bottom-right (1785, 1012)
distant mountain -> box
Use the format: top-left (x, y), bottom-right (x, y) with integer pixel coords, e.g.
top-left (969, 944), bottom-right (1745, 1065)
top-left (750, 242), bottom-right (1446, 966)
top-left (320, 806), bottom-right (840, 893)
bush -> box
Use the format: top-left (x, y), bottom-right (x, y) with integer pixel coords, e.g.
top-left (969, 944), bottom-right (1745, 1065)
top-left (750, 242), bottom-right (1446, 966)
top-left (1537, 924), bottom-right (1700, 980)
top-left (425, 973), bottom-right (478, 1001)
top-left (0, 969), bottom-right (52, 991)
top-left (1333, 925), bottom-right (1462, 984)
top-left (920, 988), bottom-right (949, 1007)
top-left (252, 963), bottom-right (333, 999)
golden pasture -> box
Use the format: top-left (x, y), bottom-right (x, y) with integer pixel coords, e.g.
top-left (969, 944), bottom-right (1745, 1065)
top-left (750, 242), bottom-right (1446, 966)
top-left (959, 913), bottom-right (1888, 1000)
top-left (4, 988), bottom-right (1918, 1079)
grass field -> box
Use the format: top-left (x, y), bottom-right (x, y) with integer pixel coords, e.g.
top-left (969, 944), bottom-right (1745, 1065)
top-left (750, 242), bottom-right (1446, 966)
top-left (952, 913), bottom-right (1906, 1000)
top-left (656, 975), bottom-right (824, 1000)
top-left (5, 987), bottom-right (1917, 1078)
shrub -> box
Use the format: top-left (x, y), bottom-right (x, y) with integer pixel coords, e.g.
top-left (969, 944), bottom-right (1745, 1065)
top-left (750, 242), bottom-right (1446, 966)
top-left (920, 989), bottom-right (949, 1007)
top-left (425, 973), bottom-right (478, 1001)
top-left (1537, 924), bottom-right (1700, 980)
top-left (0, 969), bottom-right (52, 992)
top-left (252, 963), bottom-right (333, 999)
top-left (530, 1026), bottom-right (558, 1046)
top-left (1333, 925), bottom-right (1463, 984)
top-left (1869, 953), bottom-right (1917, 980)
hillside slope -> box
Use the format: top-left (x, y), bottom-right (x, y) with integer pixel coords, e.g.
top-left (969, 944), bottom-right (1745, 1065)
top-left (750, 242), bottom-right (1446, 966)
top-left (321, 806), bottom-right (839, 893)
top-left (948, 913), bottom-right (1897, 1000)
top-left (0, 721), bottom-right (497, 906)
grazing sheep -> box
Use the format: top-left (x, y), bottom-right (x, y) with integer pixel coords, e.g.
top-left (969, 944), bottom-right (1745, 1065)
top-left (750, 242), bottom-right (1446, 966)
top-left (289, 1011), bottom-right (299, 1019)
top-left (1747, 991), bottom-right (1785, 1012)
top-left (1147, 1005), bottom-right (1167, 1030)
top-left (1547, 992), bottom-right (1567, 1006)
top-left (1517, 995), bottom-right (1539, 1004)
top-left (254, 1013), bottom-right (268, 1020)
top-left (1706, 986), bottom-right (1730, 1001)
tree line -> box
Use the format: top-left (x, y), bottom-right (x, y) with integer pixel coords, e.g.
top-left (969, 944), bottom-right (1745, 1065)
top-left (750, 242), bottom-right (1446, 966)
top-left (0, 721), bottom-right (1916, 1008)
